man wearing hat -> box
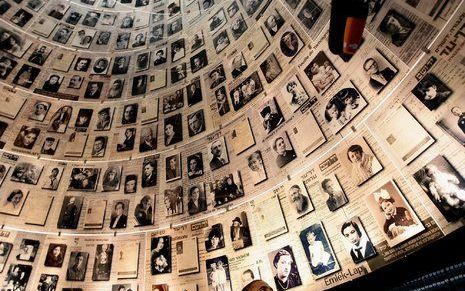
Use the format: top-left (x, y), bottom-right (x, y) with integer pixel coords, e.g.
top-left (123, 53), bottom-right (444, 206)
top-left (230, 216), bottom-right (251, 250)
top-left (261, 105), bottom-right (284, 134)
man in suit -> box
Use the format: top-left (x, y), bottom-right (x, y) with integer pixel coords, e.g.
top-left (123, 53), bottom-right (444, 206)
top-left (67, 252), bottom-right (87, 281)
top-left (230, 217), bottom-right (251, 249)
top-left (142, 161), bottom-right (157, 187)
top-left (341, 221), bottom-right (376, 263)
top-left (288, 184), bottom-right (310, 215)
top-left (188, 186), bottom-right (206, 215)
top-left (187, 81), bottom-right (202, 106)
top-left (363, 58), bottom-right (395, 90)
top-left (209, 140), bottom-right (227, 170)
top-left (110, 202), bottom-right (127, 229)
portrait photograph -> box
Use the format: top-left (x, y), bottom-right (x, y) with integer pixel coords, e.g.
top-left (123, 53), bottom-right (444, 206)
top-left (96, 31), bottom-right (111, 45)
top-left (229, 52), bottom-right (248, 79)
top-left (116, 127), bottom-right (136, 152)
top-left (320, 174), bottom-right (348, 212)
top-left (230, 14), bottom-right (248, 40)
top-left (378, 9), bottom-right (415, 47)
top-left (323, 82), bottom-right (368, 133)
top-left (141, 157), bottom-right (157, 188)
top-left (299, 222), bottom-right (340, 279)
top-left (124, 174), bottom-right (137, 194)
top-left (101, 166), bottom-right (122, 192)
top-left (297, 0), bottom-right (322, 31)
top-left (132, 75), bottom-right (147, 95)
top-left (71, 28), bottom-right (96, 49)
top-left (260, 53), bottom-right (282, 84)
top-left (41, 165), bottom-right (64, 190)
top-left (10, 9), bottom-right (33, 27)
top-left (37, 274), bottom-right (58, 290)
top-left (190, 49), bottom-right (208, 73)
top-left (66, 11), bottom-right (82, 25)
top-left (16, 239), bottom-right (40, 262)
top-left (286, 179), bottom-right (314, 217)
top-left (112, 284), bottom-right (135, 291)
top-left (437, 97), bottom-right (465, 145)
top-left (90, 57), bottom-right (110, 75)
top-left (213, 30), bottom-right (230, 54)
top-left (229, 71), bottom-right (264, 111)
top-left (0, 56), bottom-right (17, 79)
top-left (209, 172), bottom-right (244, 207)
top-left (165, 153), bottom-right (182, 182)
top-left (187, 78), bottom-right (203, 106)
top-left (115, 32), bottom-right (130, 50)
top-left (414, 155), bottom-right (465, 222)
top-left (90, 136), bottom-right (106, 157)
top-left (0, 28), bottom-right (32, 57)
top-left (187, 152), bottom-right (204, 179)
top-left (121, 103), bottom-right (138, 125)
top-left (74, 57), bottom-right (91, 72)
top-left (0, 188), bottom-right (28, 216)
top-left (264, 10), bottom-right (285, 37)
top-left (28, 101), bottom-right (50, 122)
top-left (134, 195), bottom-right (153, 226)
top-left (171, 39), bottom-right (186, 63)
top-left (190, 31), bottom-right (205, 52)
top-left (139, 124), bottom-right (158, 152)
top-left (205, 223), bottom-right (225, 252)
top-left (52, 25), bottom-right (73, 44)
top-left (0, 162), bottom-right (10, 186)
top-left (279, 26), bottom-right (304, 60)
top-left (44, 243), bottom-right (67, 267)
top-left (171, 63), bottom-right (187, 84)
top-left (112, 56), bottom-right (130, 75)
top-left (94, 107), bottom-right (114, 131)
top-left (168, 17), bottom-right (182, 36)
top-left (365, 180), bottom-right (424, 247)
top-left (216, 86), bottom-right (230, 116)
top-left (66, 251), bottom-right (89, 281)
top-left (28, 45), bottom-right (52, 66)
top-left (57, 195), bottom-right (83, 229)
top-left (209, 8), bottom-right (227, 34)
top-left (280, 74), bottom-right (314, 112)
top-left (149, 24), bottom-right (164, 44)
top-left (162, 89), bottom-right (184, 114)
top-left (208, 136), bottom-right (230, 171)
top-left (229, 211), bottom-right (252, 250)
top-left (2, 264), bottom-right (32, 290)
top-left (164, 113), bottom-right (183, 146)
top-left (92, 243), bottom-right (114, 281)
top-left (340, 136), bottom-right (383, 186)
top-left (361, 48), bottom-right (398, 93)
top-left (164, 186), bottom-right (183, 216)
top-left (109, 199), bottom-right (129, 229)
top-left (188, 183), bottom-right (207, 215)
top-left (131, 32), bottom-right (147, 49)
top-left (227, 1), bottom-right (239, 17)
top-left (68, 167), bottom-right (100, 191)
top-left (246, 150), bottom-right (267, 185)
top-left (10, 162), bottom-right (42, 185)
top-left (269, 131), bottom-right (297, 168)
top-left (150, 235), bottom-right (171, 275)
top-left (84, 81), bottom-right (104, 99)
top-left (0, 242), bottom-right (12, 272)
top-left (267, 245), bottom-right (302, 290)
top-left (74, 108), bottom-right (93, 131)
top-left (411, 73), bottom-right (452, 111)
top-left (206, 255), bottom-right (232, 291)
top-left (339, 216), bottom-right (377, 264)
top-left (304, 51), bottom-right (340, 94)
top-left (259, 97), bottom-right (285, 134)
top-left (12, 64), bottom-right (40, 89)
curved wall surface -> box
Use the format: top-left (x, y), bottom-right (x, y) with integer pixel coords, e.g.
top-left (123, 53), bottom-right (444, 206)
top-left (0, 0), bottom-right (464, 289)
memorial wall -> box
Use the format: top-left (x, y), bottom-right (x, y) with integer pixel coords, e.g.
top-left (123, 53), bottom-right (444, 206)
top-left (0, 0), bottom-right (464, 289)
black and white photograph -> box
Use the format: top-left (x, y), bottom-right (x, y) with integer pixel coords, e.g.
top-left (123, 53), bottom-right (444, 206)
top-left (229, 52), bottom-right (247, 79)
top-left (190, 49), bottom-right (208, 73)
top-left (280, 26), bottom-right (304, 60)
top-left (187, 109), bottom-right (205, 137)
top-left (0, 163), bottom-right (10, 187)
top-left (75, 108), bottom-right (93, 131)
top-left (259, 97), bottom-right (285, 134)
top-left (41, 165), bottom-right (64, 190)
top-left (269, 131), bottom-right (296, 168)
top-left (92, 244), bottom-right (114, 281)
top-left (229, 71), bottom-right (263, 111)
top-left (201, 0), bottom-right (214, 10)
top-left (280, 74), bottom-right (313, 112)
top-left (83, 11), bottom-right (100, 27)
top-left (149, 24), bottom-right (164, 44)
top-left (96, 31), bottom-right (111, 45)
top-left (264, 10), bottom-right (285, 37)
top-left (162, 89), bottom-right (184, 114)
top-left (115, 32), bottom-right (130, 50)
top-left (230, 212), bottom-right (252, 250)
top-left (213, 30), bottom-right (230, 53)
top-left (208, 65), bottom-right (226, 89)
top-left (139, 124), bottom-right (158, 152)
top-left (44, 243), bottom-right (67, 267)
top-left (13, 126), bottom-right (40, 149)
top-left (0, 56), bottom-right (17, 79)
top-left (121, 103), bottom-right (138, 125)
top-left (91, 57), bottom-right (110, 75)
top-left (190, 31), bottom-right (205, 52)
top-left (205, 223), bottom-right (225, 252)
top-left (107, 79), bottom-right (124, 99)
top-left (57, 195), bottom-right (83, 229)
top-left (323, 82), bottom-right (368, 133)
top-left (246, 150), bottom-right (267, 185)
top-left (37, 274), bottom-right (58, 290)
top-left (414, 155), bottom-right (465, 222)
top-left (2, 264), bottom-right (32, 290)
top-left (378, 9), bottom-right (415, 47)
top-left (187, 152), bottom-right (204, 179)
top-left (340, 136), bottom-right (383, 186)
top-left (286, 180), bottom-right (313, 217)
top-left (168, 18), bottom-right (182, 36)
top-left (95, 107), bottom-right (114, 131)
top-left (74, 57), bottom-right (91, 72)
top-left (0, 28), bottom-right (32, 57)
top-left (134, 195), bottom-right (153, 226)
top-left (41, 74), bottom-right (63, 92)
top-left (10, 9), bottom-right (33, 27)
top-left (297, 0), bottom-right (322, 31)
top-left (66, 251), bottom-right (89, 281)
top-left (91, 136), bottom-right (107, 157)
top-left (299, 222), bottom-right (339, 279)
top-left (411, 73), bottom-right (452, 111)
top-left (116, 127), bottom-right (136, 152)
top-left (166, 153), bottom-right (182, 182)
top-left (150, 236), bottom-right (172, 275)
top-left (208, 136), bottom-right (230, 171)
top-left (168, 0), bottom-right (181, 17)
top-left (52, 25), bottom-right (72, 44)
top-left (362, 49), bottom-right (398, 93)
top-left (131, 75), bottom-right (147, 95)
top-left (209, 172), bottom-right (244, 207)
top-left (28, 101), bottom-right (50, 122)
top-left (153, 48), bottom-right (167, 67)
top-left (171, 39), bottom-right (186, 63)
top-left (131, 32), bottom-right (147, 48)
top-left (187, 78), bottom-right (203, 106)
top-left (68, 167), bottom-right (100, 191)
top-left (28, 45), bottom-right (52, 66)
top-left (206, 255), bottom-right (232, 291)
top-left (16, 239), bottom-right (40, 262)
top-left (164, 113), bottom-right (183, 146)
top-left (10, 162), bottom-right (42, 185)
top-left (227, 1), bottom-right (239, 17)
top-left (216, 86), bottom-right (230, 116)
top-left (339, 217), bottom-right (377, 264)
top-left (141, 157), bottom-right (157, 188)
top-left (209, 8), bottom-right (227, 34)
top-left (437, 97), bottom-right (465, 145)
top-left (66, 11), bottom-right (82, 25)
top-left (71, 29), bottom-right (96, 49)
top-left (304, 51), bottom-right (340, 94)
top-left (188, 183), bottom-right (207, 214)
top-left (112, 56), bottom-right (130, 75)
top-left (12, 64), bottom-right (40, 88)
top-left (84, 81), bottom-right (104, 99)
top-left (101, 166), bottom-right (122, 191)
top-left (109, 199), bottom-right (129, 229)
top-left (0, 241), bottom-right (12, 272)
top-left (171, 63), bottom-right (187, 83)
top-left (230, 14), bottom-right (247, 40)
top-left (321, 174), bottom-right (348, 212)
top-left (120, 15), bottom-right (134, 29)
top-left (164, 186), bottom-right (183, 216)
top-left (124, 174), bottom-right (137, 194)
top-left (267, 245), bottom-right (302, 290)
top-left (260, 53), bottom-right (282, 83)
top-left (365, 180), bottom-right (424, 247)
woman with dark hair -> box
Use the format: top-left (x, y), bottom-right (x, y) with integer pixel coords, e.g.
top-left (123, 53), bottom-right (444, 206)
top-left (5, 189), bottom-right (23, 208)
top-left (117, 128), bottom-right (136, 152)
top-left (42, 74), bottom-right (61, 92)
top-left (48, 106), bottom-right (72, 133)
top-left (45, 244), bottom-right (65, 267)
top-left (280, 31), bottom-right (299, 57)
top-left (134, 195), bottom-right (153, 226)
top-left (347, 144), bottom-right (378, 185)
top-left (102, 167), bottom-right (120, 191)
top-left (272, 249), bottom-right (301, 290)
top-left (13, 127), bottom-right (40, 149)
